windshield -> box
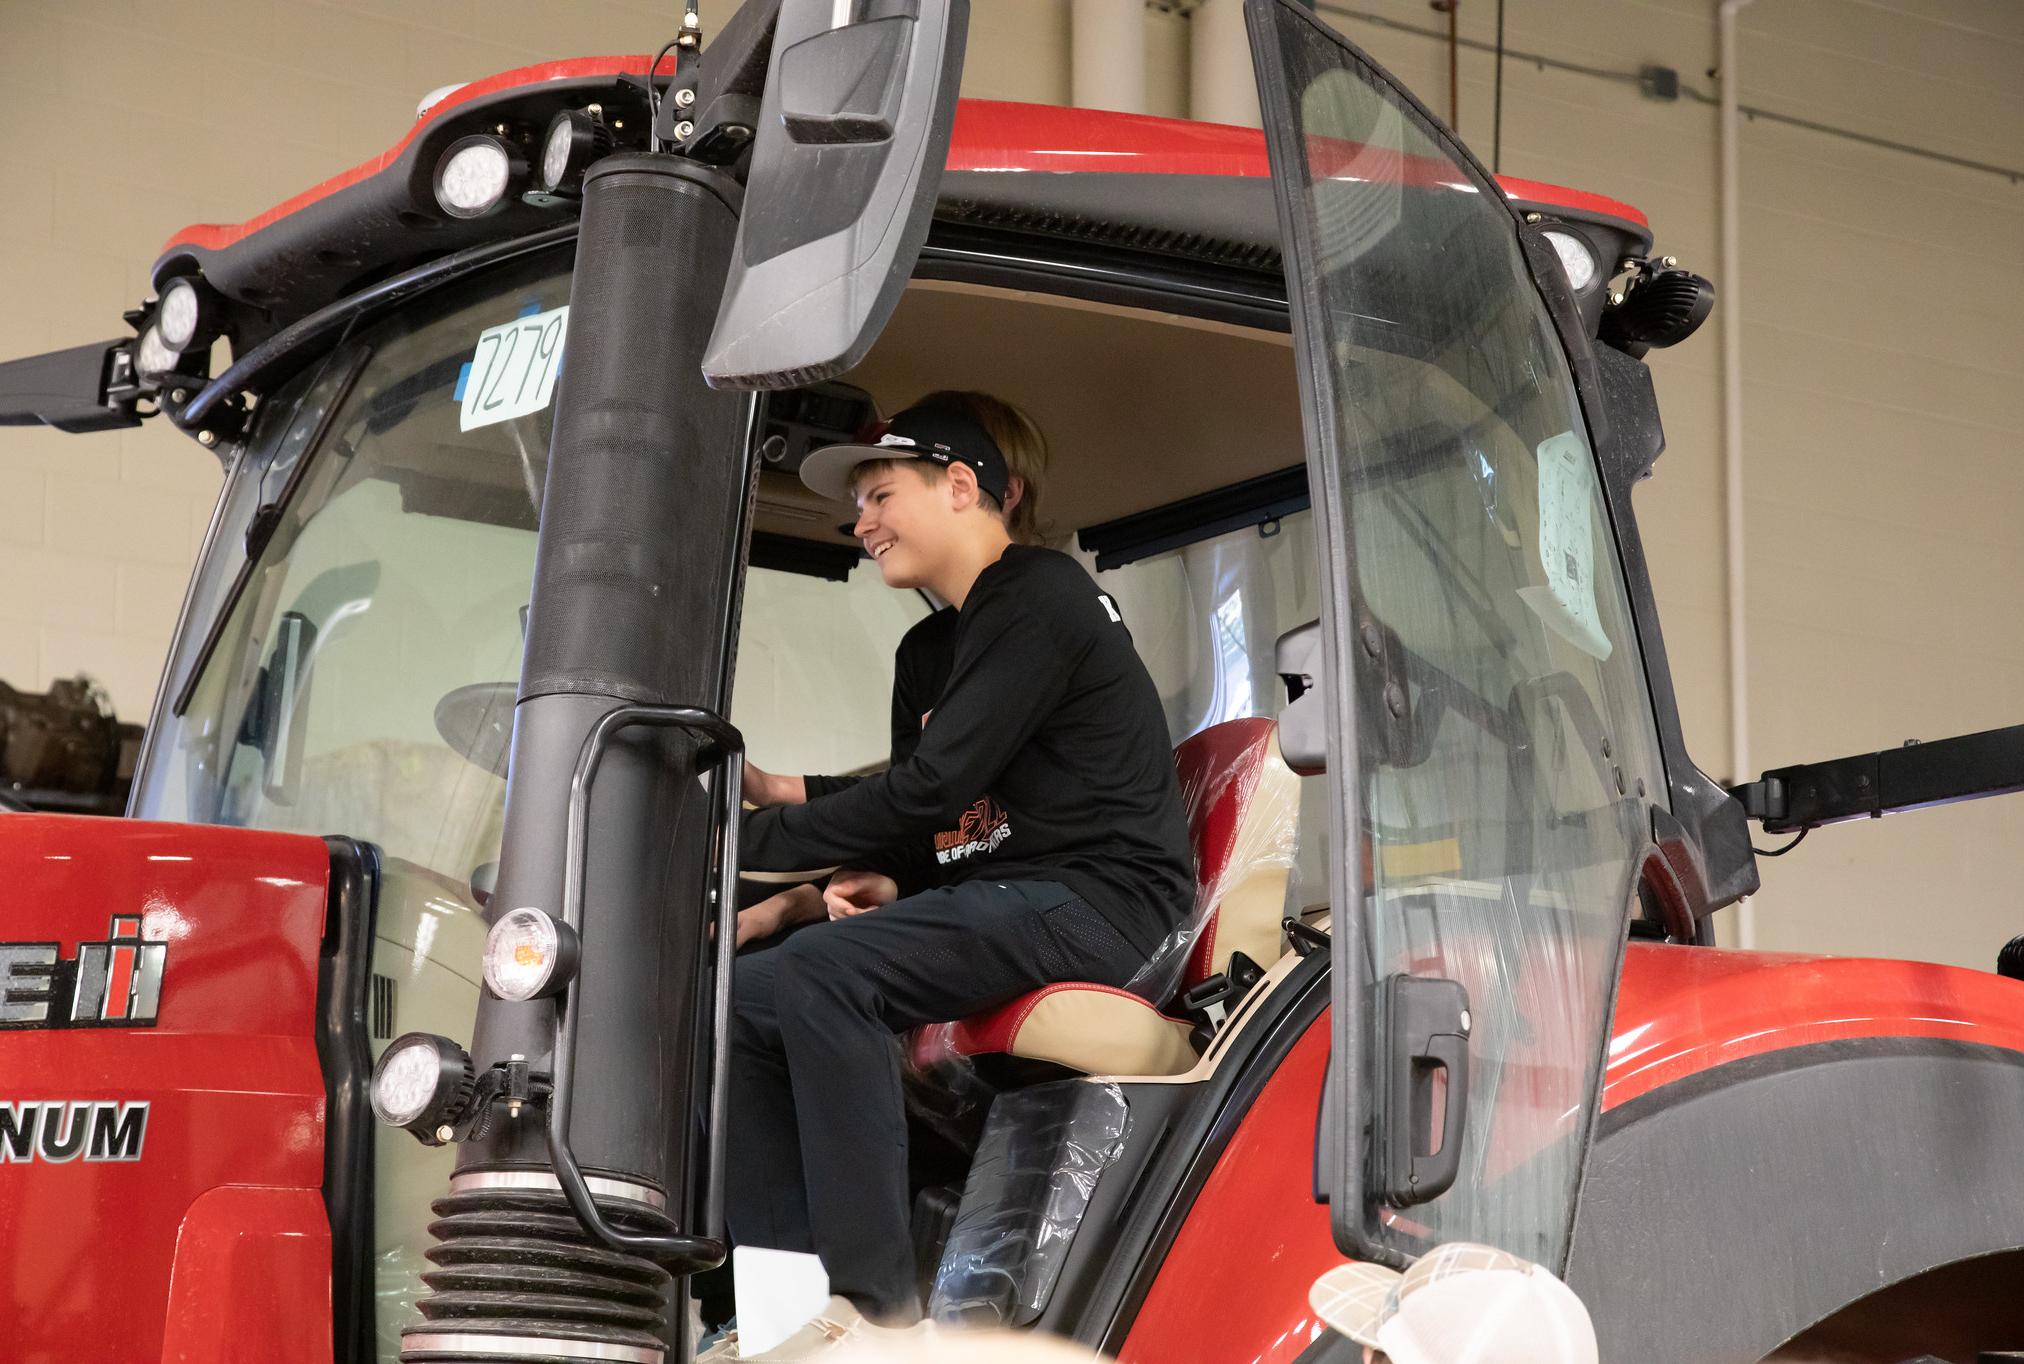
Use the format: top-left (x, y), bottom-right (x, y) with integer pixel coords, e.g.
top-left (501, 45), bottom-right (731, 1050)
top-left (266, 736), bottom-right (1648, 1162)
top-left (137, 257), bottom-right (568, 877)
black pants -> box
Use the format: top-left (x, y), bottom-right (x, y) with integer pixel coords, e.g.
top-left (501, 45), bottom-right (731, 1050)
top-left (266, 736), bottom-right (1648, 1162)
top-left (725, 878), bottom-right (1146, 1323)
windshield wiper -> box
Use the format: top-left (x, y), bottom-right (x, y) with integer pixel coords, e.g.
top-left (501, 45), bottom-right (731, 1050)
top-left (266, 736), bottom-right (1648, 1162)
top-left (170, 346), bottom-right (372, 717)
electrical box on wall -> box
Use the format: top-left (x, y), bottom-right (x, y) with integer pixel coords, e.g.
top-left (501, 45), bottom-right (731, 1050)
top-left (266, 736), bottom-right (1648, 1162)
top-left (1639, 64), bottom-right (1680, 100)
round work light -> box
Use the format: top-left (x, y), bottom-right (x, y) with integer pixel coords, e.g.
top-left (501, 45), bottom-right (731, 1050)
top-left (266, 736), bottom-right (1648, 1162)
top-left (539, 110), bottom-right (612, 194)
top-left (1603, 268), bottom-right (1717, 352)
top-left (157, 278), bottom-right (203, 350)
top-left (1542, 229), bottom-right (1599, 293)
top-left (370, 1032), bottom-right (475, 1143)
top-left (134, 325), bottom-right (180, 380)
top-left (483, 906), bottom-right (580, 1002)
top-left (434, 135), bottom-right (522, 219)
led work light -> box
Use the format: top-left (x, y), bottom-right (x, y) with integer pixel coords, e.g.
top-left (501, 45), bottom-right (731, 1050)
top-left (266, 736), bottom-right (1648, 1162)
top-left (433, 135), bottom-right (524, 219)
top-left (482, 906), bottom-right (580, 1002)
top-left (370, 1031), bottom-right (475, 1144)
top-left (133, 325), bottom-right (180, 381)
top-left (1603, 266), bottom-right (1717, 352)
top-left (157, 279), bottom-right (202, 350)
top-left (155, 275), bottom-right (224, 353)
top-left (539, 109), bottom-right (612, 195)
top-left (1541, 229), bottom-right (1599, 293)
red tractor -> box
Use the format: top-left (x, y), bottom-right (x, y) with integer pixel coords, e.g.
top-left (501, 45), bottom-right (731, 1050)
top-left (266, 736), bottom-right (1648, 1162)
top-left (4, 3), bottom-right (2023, 1361)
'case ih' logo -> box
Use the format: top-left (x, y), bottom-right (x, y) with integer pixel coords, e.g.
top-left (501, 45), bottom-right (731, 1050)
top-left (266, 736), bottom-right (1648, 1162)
top-left (0, 917), bottom-right (167, 1029)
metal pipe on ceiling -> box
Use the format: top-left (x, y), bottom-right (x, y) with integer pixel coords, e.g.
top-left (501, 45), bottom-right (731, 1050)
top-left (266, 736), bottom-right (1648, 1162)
top-left (1074, 0), bottom-right (1152, 114)
top-left (1719, 0), bottom-right (1759, 950)
top-left (1191, 0), bottom-right (1261, 126)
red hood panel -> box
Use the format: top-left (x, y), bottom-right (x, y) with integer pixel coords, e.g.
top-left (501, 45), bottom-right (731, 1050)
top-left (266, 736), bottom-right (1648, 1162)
top-left (0, 815), bottom-right (332, 1363)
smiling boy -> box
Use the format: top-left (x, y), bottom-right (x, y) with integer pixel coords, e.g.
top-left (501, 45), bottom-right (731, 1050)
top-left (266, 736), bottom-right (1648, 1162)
top-left (735, 392), bottom-right (1051, 948)
top-left (725, 398), bottom-right (1194, 1356)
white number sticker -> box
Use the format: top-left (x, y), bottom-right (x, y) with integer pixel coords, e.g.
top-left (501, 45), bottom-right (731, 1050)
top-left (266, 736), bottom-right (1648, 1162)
top-left (1517, 430), bottom-right (1613, 661)
top-left (458, 305), bottom-right (569, 432)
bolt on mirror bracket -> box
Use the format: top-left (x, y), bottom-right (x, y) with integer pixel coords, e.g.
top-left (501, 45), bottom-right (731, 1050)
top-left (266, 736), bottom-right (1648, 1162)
top-left (1277, 614), bottom-right (1475, 778)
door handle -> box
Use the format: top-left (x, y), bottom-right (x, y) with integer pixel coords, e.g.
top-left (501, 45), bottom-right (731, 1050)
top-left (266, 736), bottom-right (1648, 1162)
top-left (1377, 973), bottom-right (1471, 1208)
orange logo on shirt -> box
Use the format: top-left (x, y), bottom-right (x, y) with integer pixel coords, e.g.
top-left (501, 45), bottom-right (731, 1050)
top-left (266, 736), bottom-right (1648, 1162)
top-left (935, 797), bottom-right (1012, 864)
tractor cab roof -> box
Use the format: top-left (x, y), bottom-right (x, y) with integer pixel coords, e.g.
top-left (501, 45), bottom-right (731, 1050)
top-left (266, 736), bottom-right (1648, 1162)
top-left (147, 55), bottom-right (1659, 570)
top-left (151, 55), bottom-right (1650, 332)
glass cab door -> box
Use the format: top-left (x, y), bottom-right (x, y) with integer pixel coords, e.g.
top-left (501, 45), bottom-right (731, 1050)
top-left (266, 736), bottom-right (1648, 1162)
top-left (1245, 0), bottom-right (1667, 1270)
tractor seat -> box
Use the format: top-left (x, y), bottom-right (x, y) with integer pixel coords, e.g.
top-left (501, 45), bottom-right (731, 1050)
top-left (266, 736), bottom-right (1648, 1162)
top-left (923, 717), bottom-right (1301, 1078)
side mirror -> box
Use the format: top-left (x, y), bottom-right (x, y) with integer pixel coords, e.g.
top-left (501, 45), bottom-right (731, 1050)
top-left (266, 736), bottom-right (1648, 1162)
top-left (702, 0), bottom-right (969, 389)
top-left (0, 339), bottom-right (141, 433)
top-left (1277, 615), bottom-right (1451, 776)
top-left (244, 611), bottom-right (317, 804)
top-left (1276, 620), bottom-right (1327, 776)
top-left (233, 562), bottom-right (378, 805)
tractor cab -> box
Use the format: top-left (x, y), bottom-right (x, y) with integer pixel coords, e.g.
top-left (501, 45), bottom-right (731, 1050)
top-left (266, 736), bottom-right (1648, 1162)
top-left (130, 6), bottom-right (1704, 1342)
top-left (9, 4), bottom-right (2024, 1364)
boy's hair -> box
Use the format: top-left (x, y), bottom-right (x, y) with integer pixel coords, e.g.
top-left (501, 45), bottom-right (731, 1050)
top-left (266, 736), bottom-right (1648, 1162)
top-left (849, 392), bottom-right (1050, 543)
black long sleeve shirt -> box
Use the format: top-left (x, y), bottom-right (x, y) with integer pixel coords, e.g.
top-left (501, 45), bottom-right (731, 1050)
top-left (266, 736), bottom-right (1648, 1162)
top-left (741, 546), bottom-right (1194, 955)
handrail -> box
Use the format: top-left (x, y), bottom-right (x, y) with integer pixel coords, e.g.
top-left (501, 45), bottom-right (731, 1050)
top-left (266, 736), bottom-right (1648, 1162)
top-left (547, 702), bottom-right (744, 1269)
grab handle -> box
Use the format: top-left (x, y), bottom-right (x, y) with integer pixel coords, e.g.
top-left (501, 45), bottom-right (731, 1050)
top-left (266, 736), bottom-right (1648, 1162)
top-left (549, 703), bottom-right (744, 1268)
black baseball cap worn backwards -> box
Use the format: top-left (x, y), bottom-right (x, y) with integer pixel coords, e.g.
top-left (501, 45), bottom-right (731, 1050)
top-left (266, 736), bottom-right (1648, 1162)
top-left (798, 401), bottom-right (1012, 507)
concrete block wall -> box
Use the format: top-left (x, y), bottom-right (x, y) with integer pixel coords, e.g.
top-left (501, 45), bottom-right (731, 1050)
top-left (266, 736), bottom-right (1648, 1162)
top-left (1721, 0), bottom-right (2024, 963)
top-left (3, 0), bottom-right (2021, 968)
top-left (1281, 0), bottom-right (2024, 965)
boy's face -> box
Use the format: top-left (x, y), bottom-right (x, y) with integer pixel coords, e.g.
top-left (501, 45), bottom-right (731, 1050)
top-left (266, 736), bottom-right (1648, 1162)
top-left (852, 462), bottom-right (953, 589)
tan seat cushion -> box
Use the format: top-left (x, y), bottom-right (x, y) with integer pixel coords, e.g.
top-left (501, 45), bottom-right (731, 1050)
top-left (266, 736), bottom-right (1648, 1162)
top-left (940, 982), bottom-right (1197, 1077)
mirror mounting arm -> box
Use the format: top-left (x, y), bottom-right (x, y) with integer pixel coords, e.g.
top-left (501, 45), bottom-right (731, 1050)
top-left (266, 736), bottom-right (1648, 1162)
top-left (1730, 724), bottom-right (2024, 836)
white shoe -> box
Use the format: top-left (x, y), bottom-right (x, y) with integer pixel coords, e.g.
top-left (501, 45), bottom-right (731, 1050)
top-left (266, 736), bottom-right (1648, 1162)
top-left (695, 1326), bottom-right (742, 1362)
top-left (738, 1295), bottom-right (931, 1361)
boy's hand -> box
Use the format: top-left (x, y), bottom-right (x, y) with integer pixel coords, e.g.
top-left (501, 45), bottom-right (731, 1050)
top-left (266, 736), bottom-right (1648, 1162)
top-left (742, 759), bottom-right (806, 808)
top-left (735, 883), bottom-right (825, 946)
top-left (824, 869), bottom-right (899, 920)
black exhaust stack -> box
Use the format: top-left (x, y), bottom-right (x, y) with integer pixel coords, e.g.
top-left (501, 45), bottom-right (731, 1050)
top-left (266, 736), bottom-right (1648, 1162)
top-left (400, 152), bottom-right (754, 1364)
top-left (398, 3), bottom-right (971, 1354)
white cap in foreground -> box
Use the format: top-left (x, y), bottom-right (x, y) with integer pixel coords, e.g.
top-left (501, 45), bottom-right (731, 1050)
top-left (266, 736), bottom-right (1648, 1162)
top-left (1309, 1242), bottom-right (1598, 1364)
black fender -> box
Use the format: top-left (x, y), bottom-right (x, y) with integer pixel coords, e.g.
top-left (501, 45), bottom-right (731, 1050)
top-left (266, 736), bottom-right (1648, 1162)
top-left (1569, 1037), bottom-right (2024, 1363)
